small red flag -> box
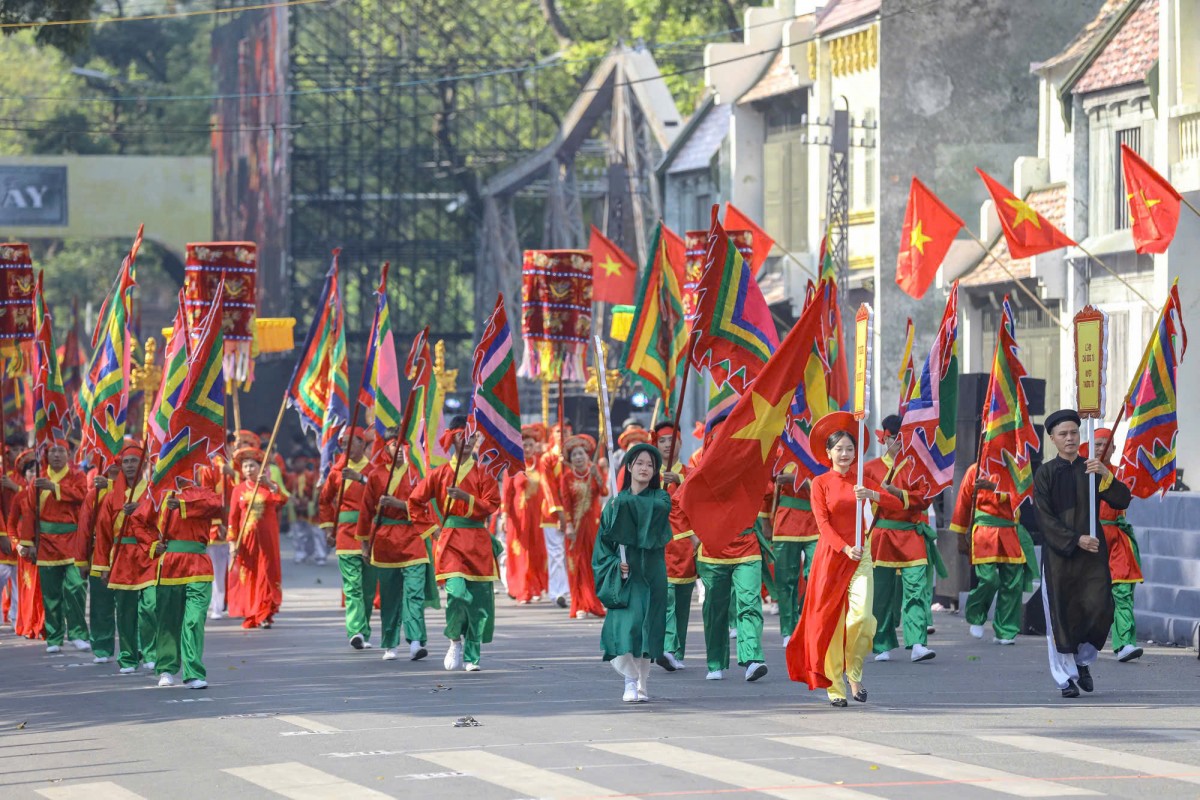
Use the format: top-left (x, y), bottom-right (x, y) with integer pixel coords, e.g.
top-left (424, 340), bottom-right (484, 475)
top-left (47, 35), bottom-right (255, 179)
top-left (661, 223), bottom-right (687, 286)
top-left (588, 225), bottom-right (637, 304)
top-left (1121, 144), bottom-right (1182, 255)
top-left (725, 202), bottom-right (775, 276)
top-left (976, 168), bottom-right (1075, 259)
top-left (895, 178), bottom-right (964, 299)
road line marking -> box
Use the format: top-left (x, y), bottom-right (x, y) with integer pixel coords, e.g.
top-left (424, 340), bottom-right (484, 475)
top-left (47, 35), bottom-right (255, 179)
top-left (412, 750), bottom-right (634, 798)
top-left (36, 783), bottom-right (146, 800)
top-left (591, 741), bottom-right (877, 800)
top-left (981, 735), bottom-right (1200, 787)
top-left (772, 736), bottom-right (1097, 797)
top-left (223, 762), bottom-right (391, 799)
top-left (276, 715), bottom-right (341, 734)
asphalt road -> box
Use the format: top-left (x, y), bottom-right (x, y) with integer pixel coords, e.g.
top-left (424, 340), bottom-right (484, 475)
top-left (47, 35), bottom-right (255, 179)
top-left (2, 551), bottom-right (1199, 800)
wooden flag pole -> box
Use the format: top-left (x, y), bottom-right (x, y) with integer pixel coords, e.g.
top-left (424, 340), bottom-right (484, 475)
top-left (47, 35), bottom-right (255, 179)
top-left (593, 335), bottom-right (625, 573)
top-left (1182, 196), bottom-right (1200, 220)
top-left (852, 303), bottom-right (874, 550)
top-left (366, 362), bottom-right (422, 557)
top-left (964, 230), bottom-right (1067, 330)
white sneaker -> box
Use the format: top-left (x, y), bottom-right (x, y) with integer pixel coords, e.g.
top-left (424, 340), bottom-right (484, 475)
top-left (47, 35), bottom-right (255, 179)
top-left (71, 639), bottom-right (91, 651)
top-left (443, 639), bottom-right (464, 671)
top-left (1117, 644), bottom-right (1144, 662)
top-left (208, 610), bottom-right (222, 620)
top-left (874, 650), bottom-right (892, 662)
top-left (622, 677), bottom-right (639, 702)
top-left (574, 610), bottom-right (587, 619)
top-left (763, 602), bottom-right (779, 616)
top-left (728, 628), bottom-right (737, 639)
top-left (409, 641), bottom-right (428, 661)
top-left (705, 670), bottom-right (724, 680)
top-left (157, 673), bottom-right (178, 687)
top-left (782, 635), bottom-right (790, 647)
top-left (465, 662), bottom-right (481, 672)
top-left (45, 645), bottom-right (61, 654)
top-left (745, 662), bottom-right (768, 682)
top-left (184, 678), bottom-right (207, 690)
top-left (361, 640), bottom-right (373, 650)
top-left (382, 648), bottom-right (399, 661)
top-left (142, 661), bottom-right (155, 671)
top-left (665, 652), bottom-right (685, 670)
top-left (93, 655), bottom-right (110, 664)
top-left (911, 643), bottom-right (936, 662)
top-left (119, 666), bottom-right (136, 674)
top-left (969, 624), bottom-right (985, 639)
top-left (993, 638), bottom-right (1015, 646)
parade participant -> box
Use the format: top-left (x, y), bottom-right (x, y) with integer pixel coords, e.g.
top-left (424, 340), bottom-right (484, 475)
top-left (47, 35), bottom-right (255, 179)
top-left (500, 425), bottom-right (549, 603)
top-left (769, 447), bottom-right (818, 645)
top-left (593, 443), bottom-right (672, 703)
top-left (227, 447), bottom-right (286, 630)
top-left (692, 414), bottom-right (769, 683)
top-left (612, 417), bottom-right (645, 466)
top-left (561, 433), bottom-right (606, 619)
top-left (654, 422), bottom-right (695, 671)
top-left (1090, 428), bottom-right (1143, 663)
top-left (17, 439), bottom-right (90, 653)
top-left (785, 411), bottom-right (904, 707)
top-left (0, 438), bottom-right (22, 631)
top-left (7, 449), bottom-right (44, 639)
top-left (357, 428), bottom-right (435, 662)
top-left (289, 456), bottom-right (327, 566)
top-left (866, 415), bottom-right (940, 663)
top-left (1034, 409), bottom-right (1131, 698)
top-left (318, 426), bottom-right (378, 650)
top-left (144, 476), bottom-right (224, 689)
top-left (85, 460), bottom-right (123, 664)
top-left (202, 436), bottom-right (236, 621)
top-left (410, 417), bottom-right (501, 672)
top-left (538, 422), bottom-right (573, 608)
top-left (98, 442), bottom-right (156, 673)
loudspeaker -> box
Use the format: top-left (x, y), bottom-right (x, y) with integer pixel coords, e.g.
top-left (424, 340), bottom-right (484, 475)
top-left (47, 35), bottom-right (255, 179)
top-left (955, 373), bottom-right (990, 468)
top-left (1021, 376), bottom-right (1046, 416)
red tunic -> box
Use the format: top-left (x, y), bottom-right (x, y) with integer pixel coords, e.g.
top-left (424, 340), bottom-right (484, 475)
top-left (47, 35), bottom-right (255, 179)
top-left (537, 449), bottom-right (565, 527)
top-left (500, 461), bottom-right (549, 601)
top-left (1099, 461), bottom-right (1142, 584)
top-left (144, 485), bottom-right (223, 585)
top-left (562, 465), bottom-right (607, 617)
top-left (198, 457), bottom-right (235, 545)
top-left (950, 463), bottom-right (1024, 565)
top-left (318, 455), bottom-right (373, 556)
top-left (78, 475), bottom-right (105, 570)
top-left (864, 456), bottom-right (933, 568)
top-left (772, 479), bottom-right (818, 542)
top-left (17, 465), bottom-right (88, 567)
top-left (410, 459), bottom-right (499, 582)
top-left (663, 461), bottom-right (697, 584)
top-left (227, 481), bottom-right (285, 626)
top-left (98, 477), bottom-right (155, 591)
top-left (7, 479), bottom-right (44, 638)
top-left (358, 458), bottom-right (434, 568)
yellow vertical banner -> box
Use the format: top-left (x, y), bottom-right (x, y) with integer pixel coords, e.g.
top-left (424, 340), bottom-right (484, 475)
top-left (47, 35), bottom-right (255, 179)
top-left (853, 303), bottom-right (874, 421)
top-left (1073, 305), bottom-right (1108, 418)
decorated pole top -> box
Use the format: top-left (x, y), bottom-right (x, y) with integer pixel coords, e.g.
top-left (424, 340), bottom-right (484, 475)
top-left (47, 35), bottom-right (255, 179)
top-left (683, 229), bottom-right (754, 324)
top-left (853, 302), bottom-right (874, 421)
top-left (518, 249), bottom-right (593, 382)
top-left (1073, 304), bottom-right (1109, 419)
top-left (0, 243), bottom-right (36, 355)
top-left (185, 241), bottom-right (258, 382)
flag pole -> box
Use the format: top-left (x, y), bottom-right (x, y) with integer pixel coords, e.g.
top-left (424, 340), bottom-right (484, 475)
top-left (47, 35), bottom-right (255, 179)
top-left (1181, 196), bottom-right (1200, 220)
top-left (365, 342), bottom-right (424, 555)
top-left (663, 333), bottom-right (698, 473)
top-left (593, 335), bottom-right (625, 574)
top-left (964, 230), bottom-right (1067, 330)
top-left (855, 418), bottom-right (865, 550)
top-left (1073, 243), bottom-right (1155, 312)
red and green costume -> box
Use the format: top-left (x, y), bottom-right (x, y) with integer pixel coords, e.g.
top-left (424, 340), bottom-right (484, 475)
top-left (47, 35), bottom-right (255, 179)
top-left (17, 463), bottom-right (89, 647)
top-left (97, 474), bottom-right (157, 669)
top-left (770, 471), bottom-right (817, 637)
top-left (319, 453), bottom-right (377, 643)
top-left (662, 461), bottom-right (695, 659)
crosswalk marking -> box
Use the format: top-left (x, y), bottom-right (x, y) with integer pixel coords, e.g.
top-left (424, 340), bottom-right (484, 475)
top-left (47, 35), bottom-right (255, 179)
top-left (772, 736), bottom-right (1099, 797)
top-left (276, 715), bottom-right (340, 734)
top-left (223, 762), bottom-right (391, 799)
top-left (981, 734), bottom-right (1200, 787)
top-left (591, 741), bottom-right (878, 800)
top-left (36, 783), bottom-right (146, 800)
top-left (411, 750), bottom-right (633, 798)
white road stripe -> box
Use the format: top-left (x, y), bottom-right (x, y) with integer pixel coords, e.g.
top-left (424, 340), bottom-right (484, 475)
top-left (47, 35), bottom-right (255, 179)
top-left (36, 783), bottom-right (146, 800)
top-left (981, 734), bottom-right (1200, 786)
top-left (773, 736), bottom-right (1098, 797)
top-left (591, 741), bottom-right (878, 800)
top-left (276, 715), bottom-right (341, 734)
top-left (223, 762), bottom-right (391, 799)
top-left (412, 750), bottom-right (633, 798)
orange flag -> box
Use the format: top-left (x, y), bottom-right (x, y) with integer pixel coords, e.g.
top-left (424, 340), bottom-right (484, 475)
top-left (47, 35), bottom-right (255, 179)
top-left (1121, 144), bottom-right (1182, 255)
top-left (895, 177), bottom-right (964, 299)
top-left (588, 225), bottom-right (637, 304)
top-left (724, 202), bottom-right (775, 276)
top-left (976, 168), bottom-right (1074, 259)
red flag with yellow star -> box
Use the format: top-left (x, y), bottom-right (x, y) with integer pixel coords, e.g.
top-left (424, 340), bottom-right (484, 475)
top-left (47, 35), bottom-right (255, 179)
top-left (725, 202), bottom-right (775, 276)
top-left (1121, 144), bottom-right (1182, 255)
top-left (896, 177), bottom-right (964, 299)
top-left (976, 168), bottom-right (1074, 259)
top-left (678, 292), bottom-right (826, 552)
top-left (588, 225), bottom-right (637, 304)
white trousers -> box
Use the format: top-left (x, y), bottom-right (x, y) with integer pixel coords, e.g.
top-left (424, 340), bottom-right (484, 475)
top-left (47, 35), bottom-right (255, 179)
top-left (543, 526), bottom-right (569, 600)
top-left (0, 563), bottom-right (16, 621)
top-left (291, 521), bottom-right (329, 563)
top-left (1041, 564), bottom-right (1099, 689)
top-left (208, 544), bottom-right (230, 613)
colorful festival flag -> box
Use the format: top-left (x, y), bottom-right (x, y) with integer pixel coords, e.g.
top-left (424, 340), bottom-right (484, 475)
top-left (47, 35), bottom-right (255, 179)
top-left (622, 222), bottom-right (689, 413)
top-left (358, 263), bottom-right (403, 452)
top-left (896, 317), bottom-right (916, 417)
top-left (148, 292), bottom-right (190, 460)
top-left (1120, 144), bottom-right (1182, 255)
top-left (467, 295), bottom-right (524, 478)
top-left (976, 168), bottom-right (1075, 259)
top-left (401, 328), bottom-right (440, 478)
top-left (724, 202), bottom-right (775, 276)
top-left (59, 297), bottom-right (85, 399)
top-left (895, 178), bottom-right (964, 299)
top-left (32, 273), bottom-right (72, 447)
top-left (588, 225), bottom-right (637, 305)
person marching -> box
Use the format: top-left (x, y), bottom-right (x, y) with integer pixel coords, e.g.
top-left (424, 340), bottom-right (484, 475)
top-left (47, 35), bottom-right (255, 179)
top-left (227, 447), bottom-right (286, 630)
top-left (866, 415), bottom-right (941, 663)
top-left (785, 412), bottom-right (904, 706)
top-left (6, 449), bottom-right (44, 639)
top-left (594, 443), bottom-right (672, 703)
top-left (410, 418), bottom-right (501, 672)
top-left (202, 438), bottom-right (236, 621)
top-left (500, 425), bottom-right (549, 604)
top-left (538, 422), bottom-right (573, 608)
top-left (1034, 409), bottom-right (1132, 698)
top-left (83, 459), bottom-right (122, 664)
top-left (17, 439), bottom-right (90, 654)
top-left (768, 445), bottom-right (818, 647)
top-left (357, 427), bottom-right (435, 662)
top-left (560, 433), bottom-right (607, 620)
top-left (1090, 428), bottom-right (1143, 663)
top-left (319, 426), bottom-right (378, 650)
top-left (289, 456), bottom-right (327, 566)
top-left (652, 423), bottom-right (695, 671)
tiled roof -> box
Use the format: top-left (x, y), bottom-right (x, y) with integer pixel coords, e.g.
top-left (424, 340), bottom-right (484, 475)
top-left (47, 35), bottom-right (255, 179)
top-left (960, 184), bottom-right (1067, 288)
top-left (814, 0), bottom-right (880, 35)
top-left (1037, 0), bottom-right (1129, 71)
top-left (1072, 0), bottom-right (1158, 94)
top-left (667, 101), bottom-right (731, 174)
top-left (738, 50), bottom-right (802, 105)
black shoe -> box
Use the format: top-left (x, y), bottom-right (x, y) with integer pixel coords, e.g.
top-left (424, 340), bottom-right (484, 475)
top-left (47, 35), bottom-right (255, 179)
top-left (655, 655), bottom-right (677, 672)
top-left (1061, 679), bottom-right (1080, 698)
top-left (830, 698), bottom-right (848, 707)
top-left (555, 595), bottom-right (568, 609)
top-left (350, 634), bottom-right (365, 650)
top-left (1076, 665), bottom-right (1094, 692)
top-left (853, 688), bottom-right (868, 703)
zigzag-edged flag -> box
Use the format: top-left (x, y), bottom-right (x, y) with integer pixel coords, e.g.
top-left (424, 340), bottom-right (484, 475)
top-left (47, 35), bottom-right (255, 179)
top-left (402, 327), bottom-right (434, 478)
top-left (59, 297), bottom-right (85, 399)
top-left (466, 295), bottom-right (523, 478)
top-left (623, 221), bottom-right (689, 413)
top-left (1118, 280), bottom-right (1187, 497)
top-left (148, 292), bottom-right (190, 459)
top-left (897, 317), bottom-right (916, 417)
top-left (359, 263), bottom-right (403, 454)
top-left (32, 273), bottom-right (72, 447)
top-left (777, 282), bottom-right (842, 483)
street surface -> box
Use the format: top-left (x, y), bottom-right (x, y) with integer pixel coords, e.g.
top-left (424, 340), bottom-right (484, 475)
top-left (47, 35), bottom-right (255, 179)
top-left (3, 551), bottom-right (1199, 800)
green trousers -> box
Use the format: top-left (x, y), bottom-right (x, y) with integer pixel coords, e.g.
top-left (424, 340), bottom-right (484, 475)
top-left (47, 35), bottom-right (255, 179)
top-left (1111, 582), bottom-right (1137, 651)
top-left (377, 564), bottom-right (428, 650)
top-left (40, 564), bottom-right (89, 646)
top-left (872, 565), bottom-right (929, 652)
top-left (423, 539), bottom-right (441, 610)
top-left (88, 575), bottom-right (116, 659)
top-left (698, 560), bottom-right (764, 671)
top-left (444, 577), bottom-right (495, 665)
top-left (664, 581), bottom-right (694, 658)
top-left (773, 540), bottom-right (816, 637)
top-left (338, 554), bottom-right (377, 642)
top-left (155, 581), bottom-right (211, 681)
top-left (114, 586), bottom-right (157, 669)
top-left (965, 562), bottom-right (1023, 641)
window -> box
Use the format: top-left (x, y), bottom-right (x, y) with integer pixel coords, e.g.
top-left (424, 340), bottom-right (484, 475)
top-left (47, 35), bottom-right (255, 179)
top-left (761, 92), bottom-right (809, 252)
top-left (1114, 127), bottom-right (1141, 230)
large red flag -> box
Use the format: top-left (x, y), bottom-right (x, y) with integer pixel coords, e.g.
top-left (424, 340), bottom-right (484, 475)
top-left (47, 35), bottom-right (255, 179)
top-left (976, 168), bottom-right (1075, 259)
top-left (1121, 144), bottom-right (1182, 255)
top-left (724, 202), bottom-right (775, 276)
top-left (895, 178), bottom-right (964, 299)
top-left (588, 225), bottom-right (637, 304)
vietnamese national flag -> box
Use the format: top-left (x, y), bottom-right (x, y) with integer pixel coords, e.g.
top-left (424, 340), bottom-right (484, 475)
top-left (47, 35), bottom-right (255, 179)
top-left (588, 225), bottom-right (638, 304)
top-left (1121, 144), bottom-right (1182, 255)
top-left (679, 292), bottom-right (825, 553)
top-left (895, 177), bottom-right (964, 299)
top-left (725, 202), bottom-right (775, 276)
top-left (976, 168), bottom-right (1075, 259)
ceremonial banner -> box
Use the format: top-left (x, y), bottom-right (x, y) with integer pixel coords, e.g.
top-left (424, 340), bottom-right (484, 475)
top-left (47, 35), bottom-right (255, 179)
top-left (897, 287), bottom-right (960, 497)
top-left (184, 241), bottom-right (257, 382)
top-left (724, 203), bottom-right (774, 275)
top-left (1073, 305), bottom-right (1108, 418)
top-left (977, 296), bottom-right (1040, 503)
top-left (622, 223), bottom-right (688, 410)
top-left (519, 249), bottom-right (593, 381)
top-left (32, 273), bottom-right (71, 446)
top-left (359, 263), bottom-right (403, 452)
top-left (467, 295), bottom-right (524, 478)
top-left (0, 243), bottom-right (35, 352)
top-left (853, 304), bottom-right (874, 421)
top-left (684, 227), bottom-right (755, 326)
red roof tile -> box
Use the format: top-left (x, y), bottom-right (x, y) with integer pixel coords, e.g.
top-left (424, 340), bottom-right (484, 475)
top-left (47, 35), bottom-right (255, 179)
top-left (739, 50), bottom-right (802, 104)
top-left (1072, 0), bottom-right (1158, 94)
top-left (815, 0), bottom-right (880, 35)
top-left (960, 184), bottom-right (1068, 287)
top-left (1038, 0), bottom-right (1129, 71)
